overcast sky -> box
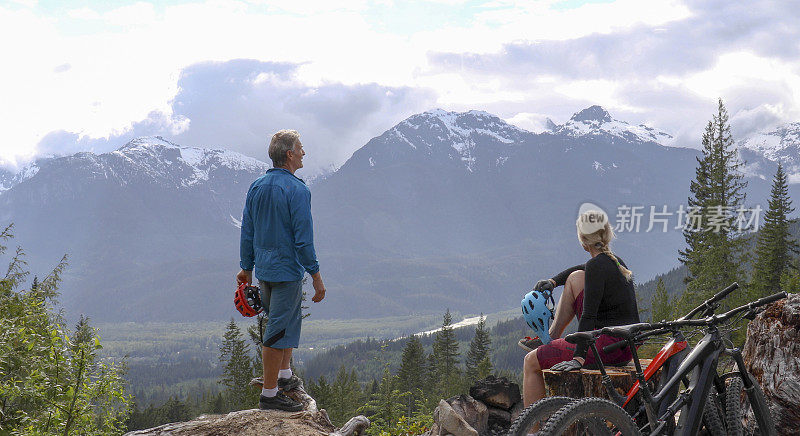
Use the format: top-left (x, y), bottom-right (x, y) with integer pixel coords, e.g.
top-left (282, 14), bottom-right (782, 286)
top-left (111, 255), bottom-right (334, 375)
top-left (1, 0), bottom-right (799, 175)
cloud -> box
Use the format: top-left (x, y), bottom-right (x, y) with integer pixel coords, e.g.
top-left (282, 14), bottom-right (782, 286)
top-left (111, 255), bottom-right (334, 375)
top-left (730, 104), bottom-right (785, 141)
top-left (505, 112), bottom-right (554, 133)
top-left (3, 0), bottom-right (800, 171)
top-left (422, 0), bottom-right (800, 147)
top-left (429, 1), bottom-right (800, 80)
top-left (36, 60), bottom-right (436, 175)
top-left (52, 63), bottom-right (71, 73)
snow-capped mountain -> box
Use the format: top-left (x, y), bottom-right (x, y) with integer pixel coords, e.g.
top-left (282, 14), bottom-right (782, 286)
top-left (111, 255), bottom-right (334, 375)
top-left (311, 106), bottom-right (706, 320)
top-left (552, 105), bottom-right (676, 146)
top-left (345, 109), bottom-right (532, 173)
top-left (0, 168), bottom-right (14, 193)
top-left (738, 122), bottom-right (800, 182)
top-left (1, 106), bottom-right (789, 323)
top-left (79, 136), bottom-right (270, 188)
top-left (0, 136), bottom-right (272, 323)
top-left (0, 161), bottom-right (42, 194)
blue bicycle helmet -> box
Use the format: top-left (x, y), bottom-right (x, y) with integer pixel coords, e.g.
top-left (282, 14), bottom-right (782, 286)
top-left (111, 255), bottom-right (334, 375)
top-left (521, 289), bottom-right (555, 344)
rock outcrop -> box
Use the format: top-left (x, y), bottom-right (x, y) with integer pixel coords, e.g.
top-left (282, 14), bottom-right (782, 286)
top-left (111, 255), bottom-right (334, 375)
top-left (743, 292), bottom-right (800, 436)
top-left (469, 375), bottom-right (521, 410)
top-left (123, 409), bottom-right (338, 436)
top-left (124, 379), bottom-right (370, 436)
top-left (425, 376), bottom-right (523, 436)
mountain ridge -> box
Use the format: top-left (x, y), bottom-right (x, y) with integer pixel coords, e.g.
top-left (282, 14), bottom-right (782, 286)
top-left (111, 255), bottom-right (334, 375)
top-left (1, 106), bottom-right (796, 322)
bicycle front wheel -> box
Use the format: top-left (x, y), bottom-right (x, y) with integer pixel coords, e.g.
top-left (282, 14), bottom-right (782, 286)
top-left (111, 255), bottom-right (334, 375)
top-left (539, 397), bottom-right (640, 436)
top-left (725, 373), bottom-right (777, 436)
top-left (703, 386), bottom-right (727, 436)
top-left (506, 396), bottom-right (575, 436)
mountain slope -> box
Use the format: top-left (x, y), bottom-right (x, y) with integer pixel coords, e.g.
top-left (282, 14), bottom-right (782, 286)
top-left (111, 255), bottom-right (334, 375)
top-left (1, 109), bottom-right (794, 323)
top-left (0, 136), bottom-right (270, 322)
top-left (310, 107), bottom-right (707, 318)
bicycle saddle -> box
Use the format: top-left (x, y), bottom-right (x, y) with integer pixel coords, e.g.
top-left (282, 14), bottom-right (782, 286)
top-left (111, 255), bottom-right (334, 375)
top-left (602, 322), bottom-right (650, 339)
top-left (565, 330), bottom-right (600, 344)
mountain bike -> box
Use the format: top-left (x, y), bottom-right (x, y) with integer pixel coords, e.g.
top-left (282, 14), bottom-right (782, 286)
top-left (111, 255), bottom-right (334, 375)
top-left (507, 282), bottom-right (740, 436)
top-left (538, 291), bottom-right (785, 436)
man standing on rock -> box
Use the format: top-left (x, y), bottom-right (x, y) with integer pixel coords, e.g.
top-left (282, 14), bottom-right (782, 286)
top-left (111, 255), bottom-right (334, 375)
top-left (237, 129), bottom-right (326, 411)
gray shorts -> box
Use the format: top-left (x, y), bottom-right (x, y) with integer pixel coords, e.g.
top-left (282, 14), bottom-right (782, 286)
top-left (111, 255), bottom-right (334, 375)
top-left (258, 280), bottom-right (303, 349)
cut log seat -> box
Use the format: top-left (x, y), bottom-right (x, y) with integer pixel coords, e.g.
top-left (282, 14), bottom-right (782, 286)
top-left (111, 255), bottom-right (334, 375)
top-left (543, 359), bottom-right (657, 408)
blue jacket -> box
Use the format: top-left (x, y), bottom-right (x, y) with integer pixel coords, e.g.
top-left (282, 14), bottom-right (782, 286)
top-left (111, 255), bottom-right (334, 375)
top-left (239, 168), bottom-right (320, 282)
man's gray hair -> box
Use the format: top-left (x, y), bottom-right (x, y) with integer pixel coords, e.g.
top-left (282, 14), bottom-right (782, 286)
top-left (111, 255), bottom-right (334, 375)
top-left (268, 129), bottom-right (300, 167)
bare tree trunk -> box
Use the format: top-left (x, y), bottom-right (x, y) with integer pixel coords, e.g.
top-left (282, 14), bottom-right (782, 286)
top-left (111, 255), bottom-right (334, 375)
top-left (329, 416), bottom-right (370, 436)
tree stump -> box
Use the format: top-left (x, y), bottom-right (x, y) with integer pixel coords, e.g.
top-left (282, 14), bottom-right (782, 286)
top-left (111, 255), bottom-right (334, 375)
top-left (743, 293), bottom-right (800, 436)
top-left (543, 359), bottom-right (655, 409)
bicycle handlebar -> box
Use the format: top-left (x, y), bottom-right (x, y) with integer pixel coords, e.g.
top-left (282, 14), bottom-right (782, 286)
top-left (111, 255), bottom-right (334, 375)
top-left (602, 282), bottom-right (740, 352)
top-left (646, 291), bottom-right (786, 330)
top-left (573, 291), bottom-right (787, 350)
top-left (679, 282), bottom-right (738, 321)
top-left (712, 291), bottom-right (786, 323)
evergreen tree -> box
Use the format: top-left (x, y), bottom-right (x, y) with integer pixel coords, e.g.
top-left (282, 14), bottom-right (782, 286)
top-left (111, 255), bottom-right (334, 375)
top-left (476, 357), bottom-right (492, 380)
top-left (397, 336), bottom-right (426, 393)
top-left (327, 365), bottom-right (363, 426)
top-left (679, 99), bottom-right (749, 311)
top-left (359, 366), bottom-right (405, 432)
top-left (307, 374), bottom-right (332, 411)
top-left (397, 335), bottom-right (427, 415)
top-left (218, 319), bottom-right (255, 411)
top-left (207, 392), bottom-right (227, 414)
top-left (247, 313), bottom-right (267, 371)
top-left (650, 278), bottom-right (673, 322)
top-left (74, 314), bottom-right (94, 345)
top-left (780, 258), bottom-right (800, 293)
top-left (750, 163), bottom-right (798, 298)
top-left (424, 351), bottom-right (437, 389)
top-left (431, 309), bottom-right (461, 398)
top-left (465, 315), bottom-right (492, 383)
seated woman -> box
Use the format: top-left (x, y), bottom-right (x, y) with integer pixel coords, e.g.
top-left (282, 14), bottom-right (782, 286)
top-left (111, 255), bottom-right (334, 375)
top-left (521, 209), bottom-right (640, 407)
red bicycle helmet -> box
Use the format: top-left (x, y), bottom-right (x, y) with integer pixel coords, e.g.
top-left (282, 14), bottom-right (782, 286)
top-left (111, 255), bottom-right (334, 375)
top-left (234, 282), bottom-right (263, 317)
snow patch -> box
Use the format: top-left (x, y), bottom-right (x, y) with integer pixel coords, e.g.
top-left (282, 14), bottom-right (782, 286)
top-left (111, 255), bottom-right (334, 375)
top-left (20, 164), bottom-right (39, 181)
top-left (230, 215), bottom-right (242, 229)
top-left (179, 147), bottom-right (205, 167)
top-left (393, 129), bottom-right (417, 149)
top-left (738, 122), bottom-right (800, 183)
top-left (554, 109), bottom-right (675, 146)
top-left (415, 316), bottom-right (483, 337)
top-left (369, 157), bottom-right (375, 167)
top-left (738, 123), bottom-right (800, 161)
top-left (416, 109), bottom-right (525, 172)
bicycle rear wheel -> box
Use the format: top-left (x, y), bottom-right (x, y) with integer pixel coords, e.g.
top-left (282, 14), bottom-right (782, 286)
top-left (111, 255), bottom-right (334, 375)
top-left (725, 373), bottom-right (777, 436)
top-left (506, 396), bottom-right (575, 436)
top-left (539, 397), bottom-right (640, 436)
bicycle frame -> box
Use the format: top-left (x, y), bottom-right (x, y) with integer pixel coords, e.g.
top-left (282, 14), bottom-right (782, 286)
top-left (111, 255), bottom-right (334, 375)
top-left (562, 290), bottom-right (785, 436)
top-left (647, 329), bottom-right (723, 435)
top-left (623, 336), bottom-right (688, 408)
top-left (581, 283), bottom-right (740, 434)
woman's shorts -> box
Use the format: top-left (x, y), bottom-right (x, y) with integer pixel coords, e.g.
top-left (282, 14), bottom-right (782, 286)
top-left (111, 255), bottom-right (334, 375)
top-left (535, 290), bottom-right (632, 369)
top-left (258, 280), bottom-right (303, 349)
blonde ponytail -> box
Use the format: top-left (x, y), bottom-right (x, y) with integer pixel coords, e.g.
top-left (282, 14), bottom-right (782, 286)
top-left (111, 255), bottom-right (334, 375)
top-left (576, 210), bottom-right (633, 281)
top-left (597, 242), bottom-right (633, 281)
